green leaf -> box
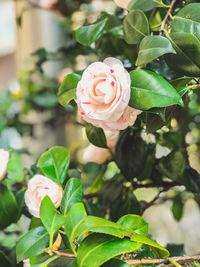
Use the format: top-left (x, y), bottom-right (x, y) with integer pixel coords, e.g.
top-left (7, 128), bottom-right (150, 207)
top-left (102, 258), bottom-right (131, 267)
top-left (136, 36), bottom-right (176, 66)
top-left (16, 226), bottom-right (49, 262)
top-left (74, 18), bottom-right (108, 46)
top-left (171, 3), bottom-right (200, 38)
top-left (85, 123), bottom-right (107, 148)
top-left (170, 77), bottom-right (192, 88)
top-left (0, 184), bottom-right (19, 228)
top-left (37, 146), bottom-right (70, 184)
top-left (0, 250), bottom-right (12, 267)
top-left (165, 33), bottom-right (200, 77)
top-left (40, 196), bottom-right (65, 234)
top-left (128, 0), bottom-right (159, 11)
top-left (130, 235), bottom-right (169, 257)
top-left (58, 73), bottom-right (81, 107)
top-left (117, 215), bottom-right (148, 236)
top-left (77, 234), bottom-right (141, 267)
top-left (60, 178), bottom-right (83, 216)
top-left (158, 150), bottom-right (185, 181)
top-left (123, 10), bottom-right (149, 44)
top-left (64, 203), bottom-right (87, 253)
top-left (172, 195), bottom-right (184, 221)
top-left (129, 69), bottom-right (183, 110)
top-left (32, 93), bottom-right (58, 109)
top-left (7, 152), bottom-right (24, 183)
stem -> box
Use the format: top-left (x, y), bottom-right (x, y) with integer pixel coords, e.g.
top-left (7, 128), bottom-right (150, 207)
top-left (126, 255), bottom-right (200, 265)
top-left (51, 250), bottom-right (77, 258)
top-left (159, 0), bottom-right (177, 35)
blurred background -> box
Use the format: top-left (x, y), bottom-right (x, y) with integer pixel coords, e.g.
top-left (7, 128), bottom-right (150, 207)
top-left (0, 0), bottom-right (200, 259)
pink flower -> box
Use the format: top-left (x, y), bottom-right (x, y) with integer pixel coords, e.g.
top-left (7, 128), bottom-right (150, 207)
top-left (113, 0), bottom-right (131, 9)
top-left (25, 175), bottom-right (63, 218)
top-left (83, 129), bottom-right (119, 164)
top-left (0, 149), bottom-right (9, 182)
top-left (76, 57), bottom-right (141, 131)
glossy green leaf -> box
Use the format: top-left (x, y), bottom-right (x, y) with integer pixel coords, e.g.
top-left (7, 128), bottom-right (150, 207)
top-left (74, 18), bottom-right (108, 46)
top-left (136, 36), bottom-right (176, 66)
top-left (58, 73), bottom-right (81, 107)
top-left (171, 3), bottom-right (200, 38)
top-left (130, 234), bottom-right (169, 257)
top-left (129, 69), bottom-right (183, 110)
top-left (0, 250), bottom-right (12, 267)
top-left (117, 215), bottom-right (148, 236)
top-left (40, 196), bottom-right (65, 234)
top-left (7, 152), bottom-right (24, 183)
top-left (128, 0), bottom-right (159, 11)
top-left (64, 203), bottom-right (87, 253)
top-left (170, 77), bottom-right (192, 88)
top-left (123, 10), bottom-right (149, 44)
top-left (172, 195), bottom-right (184, 221)
top-left (0, 184), bottom-right (19, 228)
top-left (77, 234), bottom-right (141, 267)
top-left (16, 226), bottom-right (49, 262)
top-left (165, 33), bottom-right (200, 77)
top-left (61, 178), bottom-right (83, 216)
top-left (102, 258), bottom-right (131, 267)
top-left (158, 150), bottom-right (185, 181)
top-left (85, 123), bottom-right (107, 148)
top-left (37, 146), bottom-right (70, 184)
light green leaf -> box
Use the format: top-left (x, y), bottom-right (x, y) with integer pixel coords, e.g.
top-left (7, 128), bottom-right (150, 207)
top-left (77, 234), bottom-right (141, 267)
top-left (130, 234), bottom-right (169, 257)
top-left (64, 203), bottom-right (87, 253)
top-left (60, 178), bottom-right (83, 216)
top-left (128, 0), bottom-right (159, 11)
top-left (58, 73), bottom-right (81, 107)
top-left (16, 226), bottom-right (49, 262)
top-left (102, 258), bottom-right (131, 267)
top-left (37, 146), bottom-right (70, 184)
top-left (117, 215), bottom-right (148, 236)
top-left (40, 196), bottom-right (65, 234)
top-left (85, 123), bottom-right (107, 148)
top-left (136, 36), bottom-right (176, 66)
top-left (165, 33), bottom-right (200, 77)
top-left (7, 152), bottom-right (24, 183)
top-left (129, 69), bottom-right (183, 110)
top-left (123, 10), bottom-right (149, 44)
top-left (74, 18), bottom-right (108, 46)
top-left (0, 184), bottom-right (19, 228)
top-left (171, 3), bottom-right (200, 39)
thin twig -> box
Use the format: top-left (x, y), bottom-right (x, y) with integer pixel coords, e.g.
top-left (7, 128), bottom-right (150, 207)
top-left (83, 192), bottom-right (99, 199)
top-left (131, 181), bottom-right (179, 190)
top-left (126, 255), bottom-right (200, 265)
top-left (159, 0), bottom-right (177, 35)
top-left (51, 250), bottom-right (77, 258)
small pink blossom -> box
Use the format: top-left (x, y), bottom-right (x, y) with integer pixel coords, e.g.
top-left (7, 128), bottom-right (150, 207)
top-left (76, 57), bottom-right (141, 131)
top-left (113, 0), bottom-right (131, 9)
top-left (25, 175), bottom-right (63, 218)
top-left (0, 149), bottom-right (9, 182)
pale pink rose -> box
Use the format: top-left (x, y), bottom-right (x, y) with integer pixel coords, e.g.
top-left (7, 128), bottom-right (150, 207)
top-left (39, 0), bottom-right (58, 9)
top-left (114, 0), bottom-right (131, 9)
top-left (25, 175), bottom-right (63, 218)
top-left (23, 259), bottom-right (30, 267)
top-left (0, 149), bottom-right (9, 182)
top-left (76, 57), bottom-right (141, 131)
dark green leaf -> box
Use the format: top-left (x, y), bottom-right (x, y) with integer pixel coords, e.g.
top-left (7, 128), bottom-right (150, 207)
top-left (171, 3), bottom-right (200, 38)
top-left (172, 195), bottom-right (184, 221)
top-left (0, 250), bottom-right (12, 267)
top-left (60, 178), bottom-right (83, 216)
top-left (165, 33), bottom-right (200, 77)
top-left (136, 36), bottom-right (176, 66)
top-left (85, 123), bottom-right (107, 148)
top-left (16, 226), bottom-right (49, 262)
top-left (123, 10), bottom-right (149, 44)
top-left (37, 146), bottom-right (70, 184)
top-left (170, 77), bottom-right (192, 88)
top-left (129, 69), bottom-right (183, 110)
top-left (40, 196), bottom-right (65, 234)
top-left (128, 0), bottom-right (159, 11)
top-left (117, 215), bottom-right (148, 236)
top-left (77, 233), bottom-right (141, 267)
top-left (0, 184), bottom-right (19, 228)
top-left (74, 18), bottom-right (108, 46)
top-left (102, 258), bottom-right (131, 267)
top-left (7, 152), bottom-right (24, 183)
top-left (58, 73), bottom-right (81, 107)
top-left (130, 235), bottom-right (169, 257)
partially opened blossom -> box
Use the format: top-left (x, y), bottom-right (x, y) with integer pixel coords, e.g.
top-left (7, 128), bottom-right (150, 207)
top-left (0, 149), bottom-right (9, 182)
top-left (113, 0), bottom-right (131, 9)
top-left (76, 57), bottom-right (141, 131)
top-left (25, 175), bottom-right (63, 218)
